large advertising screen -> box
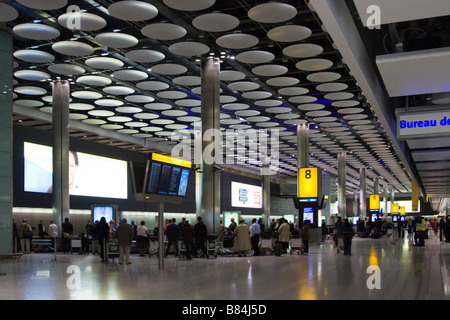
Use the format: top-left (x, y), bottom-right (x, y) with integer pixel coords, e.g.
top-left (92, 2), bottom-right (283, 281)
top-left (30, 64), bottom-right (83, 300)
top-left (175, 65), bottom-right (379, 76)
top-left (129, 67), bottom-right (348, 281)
top-left (24, 142), bottom-right (128, 199)
top-left (231, 181), bottom-right (262, 209)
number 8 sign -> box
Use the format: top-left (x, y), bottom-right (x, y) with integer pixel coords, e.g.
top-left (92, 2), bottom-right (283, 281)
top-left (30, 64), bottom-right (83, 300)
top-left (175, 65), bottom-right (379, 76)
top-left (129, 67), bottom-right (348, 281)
top-left (298, 167), bottom-right (321, 199)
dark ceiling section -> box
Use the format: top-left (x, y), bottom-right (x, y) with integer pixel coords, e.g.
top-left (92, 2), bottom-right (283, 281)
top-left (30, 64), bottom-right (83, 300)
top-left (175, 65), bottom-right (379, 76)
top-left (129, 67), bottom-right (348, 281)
top-left (6, 0), bottom-right (415, 192)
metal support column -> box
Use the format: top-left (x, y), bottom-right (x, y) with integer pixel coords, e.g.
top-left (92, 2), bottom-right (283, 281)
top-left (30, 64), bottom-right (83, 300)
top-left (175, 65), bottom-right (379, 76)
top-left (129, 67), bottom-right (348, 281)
top-left (373, 177), bottom-right (379, 195)
top-left (51, 80), bottom-right (70, 229)
top-left (338, 152), bottom-right (346, 218)
top-left (199, 57), bottom-right (221, 234)
top-left (296, 123), bottom-right (309, 171)
top-left (383, 183), bottom-right (388, 217)
top-left (360, 168), bottom-right (367, 217)
top-left (158, 202), bottom-right (164, 269)
top-left (262, 163), bottom-right (270, 228)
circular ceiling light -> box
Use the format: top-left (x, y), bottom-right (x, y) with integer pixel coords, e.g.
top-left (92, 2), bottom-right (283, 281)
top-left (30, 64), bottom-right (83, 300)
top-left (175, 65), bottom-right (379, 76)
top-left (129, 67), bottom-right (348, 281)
top-left (307, 72), bottom-right (341, 83)
top-left (216, 34), bottom-right (259, 49)
top-left (125, 49), bottom-right (165, 63)
top-left (267, 25), bottom-right (311, 42)
top-left (283, 43), bottom-right (323, 58)
top-left (14, 100), bottom-right (44, 108)
top-left (14, 70), bottom-right (50, 81)
top-left (77, 75), bottom-right (112, 86)
top-left (85, 57), bottom-right (124, 69)
top-left (141, 23), bottom-right (186, 40)
top-left (222, 103), bottom-right (249, 111)
top-left (169, 42), bottom-right (210, 57)
top-left (48, 64), bottom-right (85, 76)
top-left (173, 76), bottom-right (201, 86)
top-left (52, 41), bottom-right (94, 56)
top-left (14, 86), bottom-right (47, 95)
top-left (296, 58), bottom-right (333, 72)
top-left (0, 3), bottom-right (18, 22)
top-left (58, 12), bottom-right (106, 32)
top-left (157, 91), bottom-right (188, 100)
top-left (235, 50), bottom-right (274, 64)
top-left (266, 76), bottom-right (299, 87)
top-left (220, 71), bottom-right (245, 82)
top-left (151, 63), bottom-right (187, 75)
top-left (71, 91), bottom-right (103, 100)
top-left (108, 1), bottom-right (158, 21)
top-left (95, 33), bottom-right (138, 48)
top-left (278, 87), bottom-right (308, 96)
top-left (125, 95), bottom-right (154, 103)
top-left (332, 100), bottom-right (360, 107)
top-left (324, 92), bottom-right (354, 100)
top-left (137, 81), bottom-right (169, 91)
top-left (242, 91), bottom-right (272, 100)
top-left (316, 83), bottom-right (348, 92)
top-left (14, 49), bottom-right (55, 63)
top-left (297, 103), bottom-right (324, 111)
top-left (163, 0), bottom-right (215, 11)
top-left (103, 86), bottom-right (135, 95)
top-left (175, 99), bottom-right (201, 107)
top-left (248, 2), bottom-right (297, 23)
top-left (95, 99), bottom-right (123, 107)
top-left (228, 81), bottom-right (260, 91)
top-left (193, 13), bottom-right (239, 32)
top-left (16, 0), bottom-right (67, 10)
top-left (289, 95), bottom-right (317, 104)
top-left (13, 23), bottom-right (60, 40)
top-left (252, 64), bottom-right (288, 77)
top-left (112, 70), bottom-right (148, 81)
top-left (145, 103), bottom-right (172, 111)
top-left (254, 99), bottom-right (282, 107)
top-left (69, 103), bottom-right (94, 111)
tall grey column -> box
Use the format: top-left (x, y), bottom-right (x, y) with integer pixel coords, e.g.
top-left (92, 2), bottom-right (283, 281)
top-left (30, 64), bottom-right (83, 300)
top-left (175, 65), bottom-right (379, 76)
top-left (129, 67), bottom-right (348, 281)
top-left (353, 191), bottom-right (358, 216)
top-left (51, 80), bottom-right (70, 230)
top-left (262, 163), bottom-right (270, 227)
top-left (296, 123), bottom-right (309, 171)
top-left (359, 168), bottom-right (367, 217)
top-left (337, 153), bottom-right (346, 218)
top-left (0, 30), bottom-right (13, 255)
top-left (391, 188), bottom-right (395, 214)
top-left (199, 57), bottom-right (221, 234)
top-left (373, 177), bottom-right (379, 194)
top-left (383, 183), bottom-right (388, 217)
top-left (157, 202), bottom-right (164, 269)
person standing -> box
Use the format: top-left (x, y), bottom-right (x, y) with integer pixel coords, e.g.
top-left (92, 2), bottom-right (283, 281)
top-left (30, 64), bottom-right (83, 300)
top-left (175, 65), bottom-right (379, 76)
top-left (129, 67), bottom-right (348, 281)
top-left (340, 218), bottom-right (354, 255)
top-left (38, 220), bottom-right (45, 239)
top-left (182, 220), bottom-right (195, 260)
top-left (334, 216), bottom-right (342, 247)
top-left (62, 218), bottom-right (74, 253)
top-left (250, 218), bottom-right (261, 256)
top-left (96, 217), bottom-right (110, 262)
top-left (18, 219), bottom-right (32, 254)
top-left (445, 216), bottom-right (450, 243)
top-left (48, 220), bottom-right (59, 250)
top-left (415, 216), bottom-right (426, 247)
top-left (301, 220), bottom-right (310, 255)
top-left (136, 221), bottom-right (149, 257)
top-left (165, 218), bottom-right (181, 257)
top-left (277, 218), bottom-right (290, 254)
top-left (234, 219), bottom-right (250, 257)
top-left (116, 219), bottom-right (133, 265)
top-left (194, 217), bottom-right (208, 257)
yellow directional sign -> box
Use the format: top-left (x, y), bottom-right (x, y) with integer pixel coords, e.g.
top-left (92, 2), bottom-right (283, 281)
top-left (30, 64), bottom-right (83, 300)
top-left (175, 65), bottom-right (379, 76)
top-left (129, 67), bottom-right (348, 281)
top-left (369, 194), bottom-right (380, 210)
top-left (400, 206), bottom-right (406, 215)
top-left (392, 203), bottom-right (399, 214)
top-left (298, 167), bottom-right (321, 199)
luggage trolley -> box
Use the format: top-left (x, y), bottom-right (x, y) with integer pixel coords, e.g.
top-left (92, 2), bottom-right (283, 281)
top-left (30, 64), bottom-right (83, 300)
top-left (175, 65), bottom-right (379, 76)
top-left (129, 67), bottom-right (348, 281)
top-left (289, 236), bottom-right (303, 255)
top-left (106, 239), bottom-right (120, 262)
top-left (70, 239), bottom-right (82, 254)
top-left (206, 234), bottom-right (218, 259)
top-left (259, 233), bottom-right (273, 255)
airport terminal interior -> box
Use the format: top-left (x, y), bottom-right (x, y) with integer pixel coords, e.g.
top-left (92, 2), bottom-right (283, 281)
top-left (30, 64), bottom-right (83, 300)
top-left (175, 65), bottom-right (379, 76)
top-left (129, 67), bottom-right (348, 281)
top-left (0, 0), bottom-right (450, 301)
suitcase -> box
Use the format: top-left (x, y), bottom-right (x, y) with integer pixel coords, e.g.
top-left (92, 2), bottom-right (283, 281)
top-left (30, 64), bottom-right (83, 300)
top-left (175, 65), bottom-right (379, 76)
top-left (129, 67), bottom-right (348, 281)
top-left (273, 243), bottom-right (282, 257)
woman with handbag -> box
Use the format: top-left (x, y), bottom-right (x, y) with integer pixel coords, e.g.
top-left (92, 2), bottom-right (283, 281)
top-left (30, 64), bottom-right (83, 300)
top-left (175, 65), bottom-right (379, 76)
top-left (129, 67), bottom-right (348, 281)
top-left (18, 219), bottom-right (32, 254)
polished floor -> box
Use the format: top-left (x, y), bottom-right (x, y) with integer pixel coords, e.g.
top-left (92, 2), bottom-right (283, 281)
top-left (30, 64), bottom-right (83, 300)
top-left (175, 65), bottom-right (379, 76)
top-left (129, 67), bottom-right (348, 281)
top-left (0, 234), bottom-right (449, 300)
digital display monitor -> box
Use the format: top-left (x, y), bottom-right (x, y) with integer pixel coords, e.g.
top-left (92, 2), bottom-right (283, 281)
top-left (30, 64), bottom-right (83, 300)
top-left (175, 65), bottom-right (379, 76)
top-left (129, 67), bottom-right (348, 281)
top-left (231, 181), bottom-right (262, 209)
top-left (371, 213), bottom-right (378, 221)
top-left (92, 205), bottom-right (114, 223)
top-left (303, 207), bottom-right (314, 224)
top-left (352, 217), bottom-right (359, 225)
top-left (145, 156), bottom-right (191, 197)
top-left (392, 215), bottom-right (398, 222)
top-left (24, 142), bottom-right (128, 199)
top-left (400, 216), bottom-right (406, 221)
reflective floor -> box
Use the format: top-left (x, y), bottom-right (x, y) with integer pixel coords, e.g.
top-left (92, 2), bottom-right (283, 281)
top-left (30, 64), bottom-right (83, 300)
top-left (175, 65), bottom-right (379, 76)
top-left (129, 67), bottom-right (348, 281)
top-left (1, 235), bottom-right (449, 300)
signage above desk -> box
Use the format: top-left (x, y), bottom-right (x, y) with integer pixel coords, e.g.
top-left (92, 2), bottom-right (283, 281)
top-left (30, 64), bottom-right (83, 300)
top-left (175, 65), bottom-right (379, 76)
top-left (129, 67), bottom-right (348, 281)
top-left (397, 107), bottom-right (450, 140)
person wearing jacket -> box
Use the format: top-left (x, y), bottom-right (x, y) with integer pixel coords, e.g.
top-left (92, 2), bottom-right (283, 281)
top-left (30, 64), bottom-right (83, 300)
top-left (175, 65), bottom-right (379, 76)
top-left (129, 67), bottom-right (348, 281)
top-left (194, 217), bottom-right (208, 256)
top-left (277, 218), bottom-right (290, 254)
top-left (182, 220), bottom-right (195, 259)
top-left (18, 219), bottom-right (32, 254)
top-left (340, 218), bottom-right (354, 255)
top-left (116, 219), bottom-right (133, 264)
top-left (234, 219), bottom-right (250, 257)
top-left (165, 218), bottom-right (181, 257)
top-left (96, 217), bottom-right (110, 262)
top-left (301, 220), bottom-right (310, 255)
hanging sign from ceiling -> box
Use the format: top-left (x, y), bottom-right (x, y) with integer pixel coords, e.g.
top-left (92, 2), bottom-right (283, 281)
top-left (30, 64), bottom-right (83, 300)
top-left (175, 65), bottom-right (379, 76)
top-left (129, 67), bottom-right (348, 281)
top-left (397, 109), bottom-right (450, 140)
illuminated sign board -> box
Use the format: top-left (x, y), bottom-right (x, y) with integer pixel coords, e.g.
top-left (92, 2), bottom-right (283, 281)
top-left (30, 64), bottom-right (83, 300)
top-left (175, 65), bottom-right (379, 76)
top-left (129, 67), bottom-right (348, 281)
top-left (298, 167), bottom-right (321, 201)
top-left (392, 203), bottom-right (399, 214)
top-left (397, 109), bottom-right (450, 140)
top-left (369, 194), bottom-right (380, 212)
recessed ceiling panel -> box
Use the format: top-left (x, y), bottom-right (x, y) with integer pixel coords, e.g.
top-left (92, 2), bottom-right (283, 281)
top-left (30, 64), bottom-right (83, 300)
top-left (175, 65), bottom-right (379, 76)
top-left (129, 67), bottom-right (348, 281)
top-left (52, 41), bottom-right (94, 56)
top-left (267, 25), bottom-right (311, 42)
top-left (151, 63), bottom-right (187, 75)
top-left (235, 50), bottom-right (274, 64)
top-left (283, 43), bottom-right (323, 58)
top-left (216, 34), bottom-right (259, 49)
top-left (169, 42), bottom-right (209, 57)
top-left (376, 47), bottom-right (450, 97)
top-left (58, 12), bottom-right (106, 32)
top-left (48, 64), bottom-right (85, 76)
top-left (14, 49), bottom-right (54, 63)
top-left (85, 57), bottom-right (124, 69)
top-left (163, 0), bottom-right (215, 11)
top-left (0, 3), bottom-right (18, 22)
top-left (125, 49), bottom-right (165, 63)
top-left (17, 0), bottom-right (67, 10)
top-left (95, 33), bottom-right (138, 48)
top-left (13, 23), bottom-right (60, 40)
